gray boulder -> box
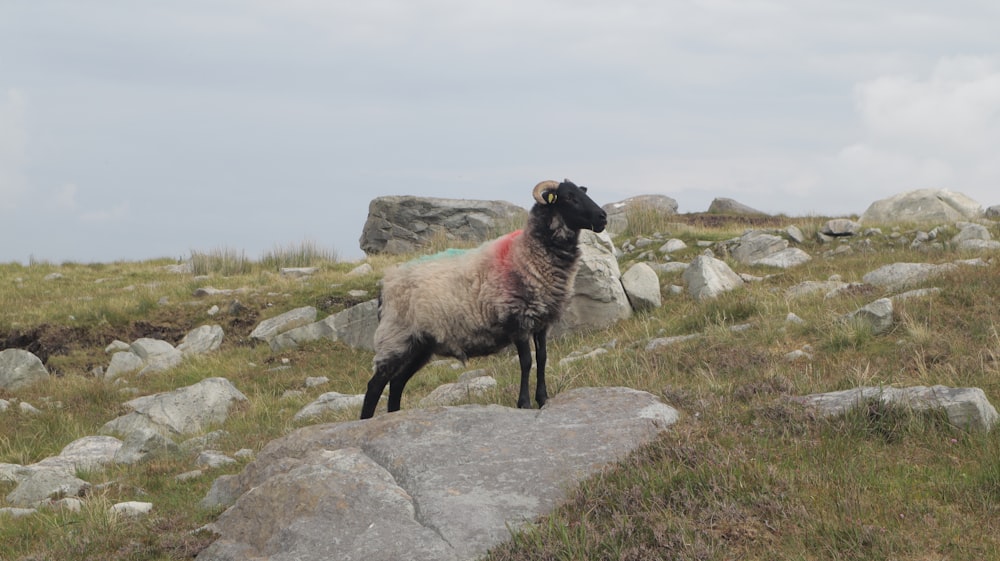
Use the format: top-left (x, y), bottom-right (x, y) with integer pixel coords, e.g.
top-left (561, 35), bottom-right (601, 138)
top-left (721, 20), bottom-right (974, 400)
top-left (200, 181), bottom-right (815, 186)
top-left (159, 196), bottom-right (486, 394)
top-left (6, 469), bottom-right (90, 507)
top-left (822, 219), bottom-right (860, 236)
top-left (726, 231), bottom-right (811, 268)
top-left (250, 306), bottom-right (317, 343)
top-left (682, 255), bottom-right (744, 301)
top-left (843, 298), bottom-right (894, 335)
top-left (105, 351), bottom-right (144, 381)
top-left (0, 349), bottom-right (49, 391)
top-left (26, 436), bottom-right (123, 476)
top-left (293, 392), bottom-right (368, 421)
top-left (862, 262), bottom-right (957, 290)
top-left (360, 196), bottom-right (526, 255)
top-left (952, 223), bottom-right (1000, 251)
top-left (177, 325), bottom-right (225, 356)
top-left (861, 189), bottom-right (983, 224)
top-left (269, 299), bottom-right (380, 352)
top-left (196, 387), bottom-right (678, 561)
top-left (602, 194), bottom-right (679, 234)
top-left (114, 427), bottom-right (180, 465)
top-left (707, 197), bottom-right (765, 215)
top-left (795, 385), bottom-right (998, 431)
top-left (130, 338), bottom-right (183, 375)
top-left (102, 377), bottom-right (249, 438)
top-left (620, 262), bottom-right (662, 312)
top-left (554, 231), bottom-right (632, 336)
top-left (418, 375), bottom-right (498, 407)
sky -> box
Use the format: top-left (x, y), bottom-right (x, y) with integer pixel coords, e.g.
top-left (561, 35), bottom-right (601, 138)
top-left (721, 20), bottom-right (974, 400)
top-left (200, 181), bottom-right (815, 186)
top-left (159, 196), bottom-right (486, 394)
top-left (2, 1), bottom-right (999, 264)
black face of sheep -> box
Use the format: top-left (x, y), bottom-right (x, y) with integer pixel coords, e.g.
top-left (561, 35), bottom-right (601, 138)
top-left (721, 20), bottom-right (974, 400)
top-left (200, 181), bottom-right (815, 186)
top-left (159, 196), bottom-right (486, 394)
top-left (360, 179), bottom-right (607, 419)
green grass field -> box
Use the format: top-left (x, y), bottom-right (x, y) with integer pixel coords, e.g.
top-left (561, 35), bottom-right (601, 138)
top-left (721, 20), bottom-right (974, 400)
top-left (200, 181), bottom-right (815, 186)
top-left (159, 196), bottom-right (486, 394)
top-left (2, 215), bottom-right (998, 560)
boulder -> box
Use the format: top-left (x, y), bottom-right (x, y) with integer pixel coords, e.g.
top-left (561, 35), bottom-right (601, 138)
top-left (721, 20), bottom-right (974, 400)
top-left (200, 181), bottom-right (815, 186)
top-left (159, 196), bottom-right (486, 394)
top-left (726, 231), bottom-right (811, 268)
top-left (0, 349), bottom-right (49, 391)
top-left (130, 338), bottom-right (183, 375)
top-left (620, 263), bottom-right (662, 312)
top-left (601, 194), bottom-right (679, 234)
top-left (6, 470), bottom-right (90, 508)
top-left (114, 427), bottom-right (180, 465)
top-left (293, 392), bottom-right (368, 421)
top-left (862, 262), bottom-right (956, 290)
top-left (843, 298), bottom-right (894, 335)
top-left (795, 386), bottom-right (998, 431)
top-left (986, 205), bottom-right (1000, 219)
top-left (105, 351), bottom-right (144, 381)
top-left (822, 219), bottom-right (860, 236)
top-left (25, 436), bottom-right (123, 476)
top-left (418, 376), bottom-right (498, 407)
top-left (707, 197), bottom-right (766, 215)
top-left (196, 387), bottom-right (678, 561)
top-left (250, 307), bottom-right (317, 343)
top-left (102, 377), bottom-right (249, 438)
top-left (682, 255), bottom-right (744, 301)
top-left (359, 196), bottom-right (526, 255)
top-left (658, 238), bottom-right (687, 254)
top-left (269, 299), bottom-right (380, 352)
top-left (554, 231), bottom-right (632, 335)
top-left (861, 189), bottom-right (983, 224)
top-left (177, 325), bottom-right (225, 356)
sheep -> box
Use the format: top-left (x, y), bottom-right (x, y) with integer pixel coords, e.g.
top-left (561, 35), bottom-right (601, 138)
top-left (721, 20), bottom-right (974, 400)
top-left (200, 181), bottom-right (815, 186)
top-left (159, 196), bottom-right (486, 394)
top-left (359, 179), bottom-right (608, 419)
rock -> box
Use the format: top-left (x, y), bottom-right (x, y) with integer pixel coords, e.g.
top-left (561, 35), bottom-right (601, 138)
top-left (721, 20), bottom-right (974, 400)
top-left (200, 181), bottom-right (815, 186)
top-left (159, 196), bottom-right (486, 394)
top-left (601, 194), bottom-right (679, 234)
top-left (250, 306), bottom-right (318, 343)
top-left (26, 436), bottom-right (123, 476)
top-left (784, 349), bottom-right (813, 361)
top-left (193, 286), bottom-right (238, 298)
top-left (893, 288), bottom-right (941, 301)
top-left (986, 205), bottom-right (1000, 219)
top-left (862, 262), bottom-right (957, 290)
top-left (785, 225), bottom-right (805, 244)
top-left (105, 351), bottom-right (144, 381)
top-left (0, 507), bottom-right (37, 518)
top-left (646, 334), bottom-right (700, 351)
top-left (554, 231), bottom-right (632, 336)
top-left (196, 451), bottom-right (237, 469)
top-left (843, 298), bottom-right (894, 334)
top-left (795, 386), bottom-right (998, 431)
top-left (785, 280), bottom-right (849, 299)
top-left (861, 189), bottom-right (984, 224)
top-left (6, 469), bottom-right (90, 507)
top-left (649, 262), bottom-right (689, 275)
top-left (822, 219), bottom-right (860, 236)
top-left (130, 338), bottom-right (183, 375)
top-left (19, 401), bottom-right (41, 415)
top-left (952, 224), bottom-right (1000, 251)
top-left (293, 392), bottom-right (367, 421)
top-left (785, 313), bottom-right (806, 325)
top-left (658, 238), bottom-right (687, 254)
top-left (305, 376), bottom-right (329, 388)
top-left (726, 231), bottom-right (812, 268)
top-left (269, 299), bottom-right (380, 352)
top-left (956, 239), bottom-right (1000, 251)
top-left (280, 267), bottom-right (319, 278)
top-left (177, 325), bottom-right (225, 356)
top-left (346, 263), bottom-right (374, 277)
top-left (0, 349), bottom-right (50, 391)
top-left (682, 255), bottom-right (744, 301)
top-left (620, 263), bottom-right (662, 312)
top-left (110, 501), bottom-right (154, 517)
top-left (196, 387), bottom-right (678, 561)
top-left (558, 348), bottom-right (608, 367)
top-left (707, 197), bottom-right (766, 215)
top-left (0, 399), bottom-right (9, 412)
top-left (104, 340), bottom-right (130, 353)
top-left (418, 376), bottom-right (498, 407)
top-left (114, 427), bottom-right (179, 465)
top-left (181, 430), bottom-right (231, 454)
top-left (102, 378), bottom-right (249, 438)
top-left (359, 196), bottom-right (526, 255)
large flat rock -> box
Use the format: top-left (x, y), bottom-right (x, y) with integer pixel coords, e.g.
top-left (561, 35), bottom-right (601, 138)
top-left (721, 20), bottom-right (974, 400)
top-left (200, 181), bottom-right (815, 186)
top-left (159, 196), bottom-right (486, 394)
top-left (197, 387), bottom-right (678, 561)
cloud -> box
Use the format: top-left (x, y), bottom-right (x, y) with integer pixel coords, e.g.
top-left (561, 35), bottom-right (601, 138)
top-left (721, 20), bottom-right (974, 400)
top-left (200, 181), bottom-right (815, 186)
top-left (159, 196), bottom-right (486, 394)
top-left (0, 89), bottom-right (28, 211)
top-left (53, 183), bottom-right (78, 210)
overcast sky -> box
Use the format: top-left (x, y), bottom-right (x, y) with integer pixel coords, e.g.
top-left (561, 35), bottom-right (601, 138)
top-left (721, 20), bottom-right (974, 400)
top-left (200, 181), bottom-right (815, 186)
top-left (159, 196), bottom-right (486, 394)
top-left (3, 1), bottom-right (999, 263)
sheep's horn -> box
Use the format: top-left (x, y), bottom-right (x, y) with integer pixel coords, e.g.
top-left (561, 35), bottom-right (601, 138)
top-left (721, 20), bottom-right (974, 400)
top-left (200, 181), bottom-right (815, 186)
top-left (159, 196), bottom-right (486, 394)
top-left (533, 180), bottom-right (559, 205)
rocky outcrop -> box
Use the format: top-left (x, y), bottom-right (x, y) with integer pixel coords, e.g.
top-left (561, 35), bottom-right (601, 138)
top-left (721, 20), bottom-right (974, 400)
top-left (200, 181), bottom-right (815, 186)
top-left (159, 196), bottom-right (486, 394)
top-left (861, 189), bottom-right (984, 224)
top-left (554, 231), bottom-right (632, 335)
top-left (196, 387), bottom-right (679, 561)
top-left (0, 349), bottom-right (49, 391)
top-left (707, 197), bottom-right (766, 215)
top-left (101, 377), bottom-right (249, 438)
top-left (795, 386), bottom-right (998, 431)
top-left (359, 196), bottom-right (527, 255)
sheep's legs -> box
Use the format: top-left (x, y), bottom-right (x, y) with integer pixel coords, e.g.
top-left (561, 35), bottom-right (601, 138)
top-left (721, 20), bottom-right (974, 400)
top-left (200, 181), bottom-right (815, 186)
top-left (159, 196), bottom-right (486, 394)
top-left (387, 347), bottom-right (433, 413)
top-left (515, 338), bottom-right (533, 409)
top-left (533, 331), bottom-right (548, 407)
top-left (361, 344), bottom-right (432, 419)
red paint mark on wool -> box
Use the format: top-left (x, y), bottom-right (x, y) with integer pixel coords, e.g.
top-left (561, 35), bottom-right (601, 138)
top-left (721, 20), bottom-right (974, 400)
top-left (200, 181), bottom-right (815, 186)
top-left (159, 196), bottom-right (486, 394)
top-left (493, 229), bottom-right (523, 274)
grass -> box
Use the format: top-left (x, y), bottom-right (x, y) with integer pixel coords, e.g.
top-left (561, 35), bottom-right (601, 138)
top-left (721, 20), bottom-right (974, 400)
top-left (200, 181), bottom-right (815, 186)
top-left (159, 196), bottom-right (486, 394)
top-left (2, 214), bottom-right (1000, 560)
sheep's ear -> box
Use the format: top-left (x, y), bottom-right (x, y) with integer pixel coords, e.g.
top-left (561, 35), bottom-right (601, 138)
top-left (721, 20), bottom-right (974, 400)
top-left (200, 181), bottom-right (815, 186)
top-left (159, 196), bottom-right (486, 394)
top-left (579, 186), bottom-right (588, 193)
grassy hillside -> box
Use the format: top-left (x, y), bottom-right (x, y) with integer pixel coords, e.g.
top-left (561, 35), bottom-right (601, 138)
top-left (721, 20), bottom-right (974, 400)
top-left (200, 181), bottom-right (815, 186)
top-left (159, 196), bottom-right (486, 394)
top-left (2, 215), bottom-right (999, 561)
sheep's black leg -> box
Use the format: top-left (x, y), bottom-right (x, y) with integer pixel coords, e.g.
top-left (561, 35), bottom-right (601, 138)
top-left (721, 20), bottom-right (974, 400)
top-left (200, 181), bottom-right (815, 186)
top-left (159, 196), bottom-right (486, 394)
top-left (515, 338), bottom-right (533, 409)
top-left (387, 344), bottom-right (433, 413)
top-left (533, 330), bottom-right (548, 408)
top-left (361, 364), bottom-right (392, 419)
